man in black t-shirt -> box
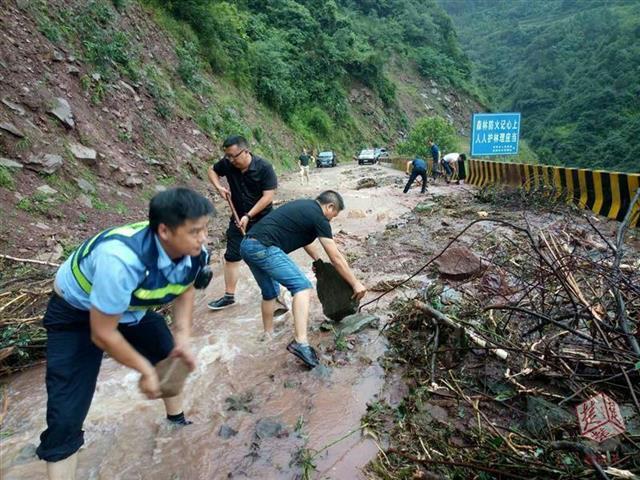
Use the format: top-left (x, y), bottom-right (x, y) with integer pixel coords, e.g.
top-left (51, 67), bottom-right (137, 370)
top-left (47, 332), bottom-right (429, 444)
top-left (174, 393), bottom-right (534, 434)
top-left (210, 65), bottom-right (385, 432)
top-left (207, 135), bottom-right (279, 311)
top-left (298, 148), bottom-right (312, 185)
top-left (240, 190), bottom-right (367, 368)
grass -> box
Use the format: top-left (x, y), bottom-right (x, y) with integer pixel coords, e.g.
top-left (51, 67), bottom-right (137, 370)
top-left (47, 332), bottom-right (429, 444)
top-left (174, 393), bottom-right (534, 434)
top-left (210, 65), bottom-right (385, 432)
top-left (17, 192), bottom-right (56, 216)
top-left (0, 166), bottom-right (15, 190)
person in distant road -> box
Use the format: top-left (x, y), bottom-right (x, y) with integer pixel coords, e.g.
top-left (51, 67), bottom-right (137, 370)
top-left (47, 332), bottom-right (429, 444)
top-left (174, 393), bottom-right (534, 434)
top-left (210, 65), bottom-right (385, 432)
top-left (36, 188), bottom-right (214, 480)
top-left (240, 190), bottom-right (367, 368)
top-left (403, 157), bottom-right (428, 194)
top-left (428, 139), bottom-right (441, 181)
top-left (442, 152), bottom-right (467, 184)
top-left (207, 135), bottom-right (283, 313)
top-left (298, 148), bottom-right (312, 185)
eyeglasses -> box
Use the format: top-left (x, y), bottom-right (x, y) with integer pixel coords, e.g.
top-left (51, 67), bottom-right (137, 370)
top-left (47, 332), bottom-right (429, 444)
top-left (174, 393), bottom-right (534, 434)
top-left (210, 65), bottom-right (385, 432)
top-left (224, 149), bottom-right (246, 161)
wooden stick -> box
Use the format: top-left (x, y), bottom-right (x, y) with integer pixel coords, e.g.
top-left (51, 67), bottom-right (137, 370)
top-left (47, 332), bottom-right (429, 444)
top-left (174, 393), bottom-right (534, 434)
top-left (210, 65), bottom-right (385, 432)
top-left (414, 300), bottom-right (509, 360)
top-left (0, 254), bottom-right (60, 268)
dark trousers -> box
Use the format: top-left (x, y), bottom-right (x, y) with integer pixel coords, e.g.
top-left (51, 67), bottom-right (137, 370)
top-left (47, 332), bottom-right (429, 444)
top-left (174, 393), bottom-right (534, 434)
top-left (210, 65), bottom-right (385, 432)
top-left (36, 294), bottom-right (174, 462)
top-left (403, 169), bottom-right (427, 193)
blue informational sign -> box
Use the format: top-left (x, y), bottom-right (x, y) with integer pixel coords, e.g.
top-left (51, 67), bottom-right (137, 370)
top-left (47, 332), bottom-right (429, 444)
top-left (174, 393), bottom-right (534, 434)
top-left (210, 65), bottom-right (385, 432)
top-left (470, 112), bottom-right (521, 156)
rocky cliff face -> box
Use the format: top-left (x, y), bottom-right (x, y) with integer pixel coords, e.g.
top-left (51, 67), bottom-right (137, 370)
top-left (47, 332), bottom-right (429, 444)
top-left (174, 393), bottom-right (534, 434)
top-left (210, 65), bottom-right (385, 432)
top-left (0, 0), bottom-right (480, 260)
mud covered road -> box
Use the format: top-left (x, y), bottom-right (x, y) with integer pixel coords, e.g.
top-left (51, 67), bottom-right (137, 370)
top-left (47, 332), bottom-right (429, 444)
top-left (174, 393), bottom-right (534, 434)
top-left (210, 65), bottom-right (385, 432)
top-left (1, 163), bottom-right (470, 480)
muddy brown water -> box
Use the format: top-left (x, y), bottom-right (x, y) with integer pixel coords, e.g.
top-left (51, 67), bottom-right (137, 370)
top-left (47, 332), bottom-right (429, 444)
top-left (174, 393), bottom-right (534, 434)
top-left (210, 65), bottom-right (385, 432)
top-left (1, 163), bottom-right (457, 480)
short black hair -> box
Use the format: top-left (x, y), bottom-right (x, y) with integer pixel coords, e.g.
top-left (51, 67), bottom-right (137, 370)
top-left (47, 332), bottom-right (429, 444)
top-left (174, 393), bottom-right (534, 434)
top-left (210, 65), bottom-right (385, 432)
top-left (149, 187), bottom-right (215, 232)
top-left (316, 190), bottom-right (345, 211)
top-left (459, 153), bottom-right (467, 161)
top-left (222, 135), bottom-right (249, 150)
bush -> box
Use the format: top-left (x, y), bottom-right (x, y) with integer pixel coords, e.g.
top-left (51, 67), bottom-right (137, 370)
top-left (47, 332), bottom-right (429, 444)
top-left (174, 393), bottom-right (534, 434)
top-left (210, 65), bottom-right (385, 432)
top-left (0, 167), bottom-right (15, 190)
top-left (397, 116), bottom-right (457, 158)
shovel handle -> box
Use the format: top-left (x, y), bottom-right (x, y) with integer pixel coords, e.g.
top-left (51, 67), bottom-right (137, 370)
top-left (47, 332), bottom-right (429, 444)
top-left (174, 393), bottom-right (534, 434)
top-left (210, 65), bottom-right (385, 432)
top-left (226, 196), bottom-right (246, 236)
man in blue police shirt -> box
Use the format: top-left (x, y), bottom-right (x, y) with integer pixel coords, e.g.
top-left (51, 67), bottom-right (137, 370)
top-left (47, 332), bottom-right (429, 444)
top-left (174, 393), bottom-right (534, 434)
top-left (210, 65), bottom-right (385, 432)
top-left (36, 187), bottom-right (214, 480)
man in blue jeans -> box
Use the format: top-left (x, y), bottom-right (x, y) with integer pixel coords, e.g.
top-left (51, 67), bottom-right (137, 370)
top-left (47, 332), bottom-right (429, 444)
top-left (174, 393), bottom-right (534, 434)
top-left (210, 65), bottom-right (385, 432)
top-left (36, 188), bottom-right (214, 480)
top-left (240, 190), bottom-right (367, 368)
top-left (403, 157), bottom-right (428, 194)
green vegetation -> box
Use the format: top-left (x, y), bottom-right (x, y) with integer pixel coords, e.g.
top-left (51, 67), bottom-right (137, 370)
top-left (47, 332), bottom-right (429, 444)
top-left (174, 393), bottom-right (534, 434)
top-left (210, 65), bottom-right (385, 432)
top-left (144, 0), bottom-right (474, 148)
top-left (17, 192), bottom-right (57, 216)
top-left (443, 0), bottom-right (640, 173)
top-left (398, 116), bottom-right (457, 158)
top-left (0, 166), bottom-right (15, 190)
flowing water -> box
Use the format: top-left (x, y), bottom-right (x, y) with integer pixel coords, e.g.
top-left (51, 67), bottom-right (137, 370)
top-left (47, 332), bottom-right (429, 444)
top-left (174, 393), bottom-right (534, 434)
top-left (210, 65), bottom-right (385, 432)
top-left (0, 164), bottom-right (416, 480)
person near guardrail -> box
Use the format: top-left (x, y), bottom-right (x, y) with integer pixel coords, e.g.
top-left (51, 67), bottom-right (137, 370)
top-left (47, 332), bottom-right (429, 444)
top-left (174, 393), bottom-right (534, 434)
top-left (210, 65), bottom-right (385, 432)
top-left (428, 139), bottom-right (441, 180)
top-left (403, 157), bottom-right (428, 194)
top-left (442, 152), bottom-right (467, 184)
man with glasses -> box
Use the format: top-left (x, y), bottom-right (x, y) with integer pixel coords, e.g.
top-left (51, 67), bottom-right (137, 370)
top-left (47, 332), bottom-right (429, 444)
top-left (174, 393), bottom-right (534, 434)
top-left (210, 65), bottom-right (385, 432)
top-left (207, 135), bottom-right (281, 313)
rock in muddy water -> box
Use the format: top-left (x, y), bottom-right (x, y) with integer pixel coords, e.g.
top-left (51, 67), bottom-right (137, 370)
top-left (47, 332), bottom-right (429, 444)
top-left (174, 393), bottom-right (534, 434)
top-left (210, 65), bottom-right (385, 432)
top-left (218, 424), bottom-right (238, 439)
top-left (255, 417), bottom-right (287, 440)
top-left (356, 177), bottom-right (378, 189)
top-left (435, 246), bottom-right (482, 280)
top-left (337, 313), bottom-right (379, 336)
top-left (310, 364), bottom-right (332, 379)
top-left (69, 142), bottom-right (97, 161)
top-left (414, 201), bottom-right (437, 214)
top-left (24, 153), bottom-right (63, 175)
top-left (11, 443), bottom-right (37, 466)
top-left (314, 259), bottom-right (359, 322)
top-left (48, 97), bottom-right (75, 128)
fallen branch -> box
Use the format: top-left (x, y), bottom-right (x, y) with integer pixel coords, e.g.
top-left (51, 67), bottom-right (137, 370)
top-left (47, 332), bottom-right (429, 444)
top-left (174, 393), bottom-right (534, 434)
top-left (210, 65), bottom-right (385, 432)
top-left (415, 300), bottom-right (509, 360)
top-left (0, 254), bottom-right (60, 268)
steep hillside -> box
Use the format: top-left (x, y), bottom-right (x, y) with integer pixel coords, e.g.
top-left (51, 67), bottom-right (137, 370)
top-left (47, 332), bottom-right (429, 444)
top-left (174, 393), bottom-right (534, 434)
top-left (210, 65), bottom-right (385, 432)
top-left (0, 0), bottom-right (480, 260)
top-left (442, 0), bottom-right (640, 173)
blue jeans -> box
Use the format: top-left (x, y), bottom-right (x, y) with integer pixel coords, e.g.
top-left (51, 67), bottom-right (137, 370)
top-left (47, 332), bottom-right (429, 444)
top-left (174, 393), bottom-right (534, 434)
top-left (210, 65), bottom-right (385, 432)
top-left (240, 238), bottom-right (313, 300)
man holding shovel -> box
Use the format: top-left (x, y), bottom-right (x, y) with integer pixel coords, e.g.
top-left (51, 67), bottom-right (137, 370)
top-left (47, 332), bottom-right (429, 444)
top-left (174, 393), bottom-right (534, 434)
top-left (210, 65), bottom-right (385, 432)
top-left (207, 135), bottom-right (284, 313)
top-left (36, 188), bottom-right (214, 480)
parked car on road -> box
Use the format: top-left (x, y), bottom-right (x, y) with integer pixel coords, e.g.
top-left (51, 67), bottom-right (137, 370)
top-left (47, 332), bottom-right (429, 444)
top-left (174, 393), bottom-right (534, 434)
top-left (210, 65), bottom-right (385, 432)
top-left (374, 147), bottom-right (389, 161)
top-left (316, 151), bottom-right (337, 167)
top-left (357, 149), bottom-right (377, 165)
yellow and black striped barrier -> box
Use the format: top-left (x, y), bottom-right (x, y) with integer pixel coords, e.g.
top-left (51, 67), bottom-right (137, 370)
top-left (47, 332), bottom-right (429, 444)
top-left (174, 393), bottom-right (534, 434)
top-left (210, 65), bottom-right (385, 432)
top-left (466, 159), bottom-right (639, 227)
top-left (382, 157), bottom-right (639, 227)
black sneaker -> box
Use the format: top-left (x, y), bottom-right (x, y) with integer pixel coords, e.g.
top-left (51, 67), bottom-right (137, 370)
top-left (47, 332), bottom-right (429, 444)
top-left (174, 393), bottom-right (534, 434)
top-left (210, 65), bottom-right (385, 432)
top-left (286, 341), bottom-right (320, 369)
top-left (207, 296), bottom-right (236, 310)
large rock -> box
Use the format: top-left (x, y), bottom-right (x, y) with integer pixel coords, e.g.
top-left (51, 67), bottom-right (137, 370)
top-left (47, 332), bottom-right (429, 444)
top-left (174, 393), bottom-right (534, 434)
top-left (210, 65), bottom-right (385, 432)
top-left (123, 175), bottom-right (143, 188)
top-left (0, 121), bottom-right (24, 138)
top-left (69, 142), bottom-right (97, 161)
top-left (24, 154), bottom-right (63, 174)
top-left (435, 246), bottom-right (483, 280)
top-left (315, 259), bottom-right (359, 322)
top-left (255, 418), bottom-right (287, 440)
top-left (356, 177), bottom-right (378, 190)
top-left (0, 158), bottom-right (23, 169)
top-left (2, 99), bottom-right (26, 116)
top-left (48, 97), bottom-right (75, 128)
top-left (76, 178), bottom-right (95, 193)
top-left (337, 313), bottom-right (379, 336)
top-left (36, 185), bottom-right (58, 196)
top-left (77, 193), bottom-right (93, 208)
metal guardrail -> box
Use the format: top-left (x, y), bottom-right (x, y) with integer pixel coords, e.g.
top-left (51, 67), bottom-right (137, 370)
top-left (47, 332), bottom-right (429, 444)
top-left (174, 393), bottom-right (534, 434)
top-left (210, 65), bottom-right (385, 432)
top-left (382, 157), bottom-right (639, 227)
